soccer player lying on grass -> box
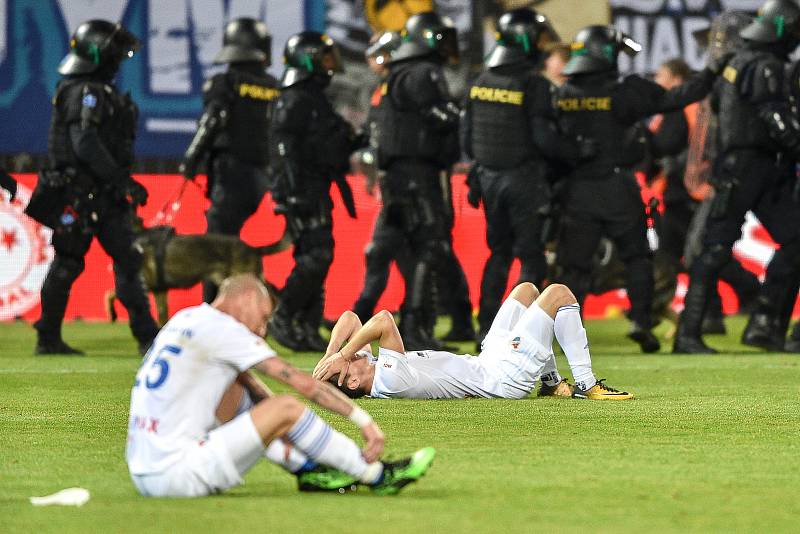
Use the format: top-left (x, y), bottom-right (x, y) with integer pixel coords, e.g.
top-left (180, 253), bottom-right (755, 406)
top-left (126, 274), bottom-right (434, 498)
top-left (313, 283), bottom-right (633, 400)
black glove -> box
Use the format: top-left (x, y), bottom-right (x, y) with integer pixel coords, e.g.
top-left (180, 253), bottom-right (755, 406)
top-left (706, 52), bottom-right (733, 76)
top-left (466, 166), bottom-right (482, 208)
top-left (178, 161), bottom-right (196, 181)
top-left (128, 180), bottom-right (149, 207)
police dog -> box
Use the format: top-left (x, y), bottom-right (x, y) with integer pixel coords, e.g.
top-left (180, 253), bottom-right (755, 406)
top-left (106, 221), bottom-right (290, 325)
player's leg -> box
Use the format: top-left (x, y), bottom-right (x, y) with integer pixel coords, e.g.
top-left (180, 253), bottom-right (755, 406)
top-left (478, 282), bottom-right (539, 354)
top-left (534, 284), bottom-right (633, 400)
top-left (249, 394), bottom-right (434, 495)
top-left (214, 381), bottom-right (355, 492)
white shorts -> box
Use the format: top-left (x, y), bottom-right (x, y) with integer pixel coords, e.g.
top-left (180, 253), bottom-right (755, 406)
top-left (130, 412), bottom-right (265, 498)
top-left (479, 298), bottom-right (554, 398)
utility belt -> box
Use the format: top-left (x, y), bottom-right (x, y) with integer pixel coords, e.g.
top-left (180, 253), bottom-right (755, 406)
top-left (26, 167), bottom-right (103, 230)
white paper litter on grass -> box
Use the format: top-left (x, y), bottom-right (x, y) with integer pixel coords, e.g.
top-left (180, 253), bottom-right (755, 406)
top-left (30, 487), bottom-right (90, 507)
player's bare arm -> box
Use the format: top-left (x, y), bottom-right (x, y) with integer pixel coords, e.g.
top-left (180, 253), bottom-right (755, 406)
top-left (256, 357), bottom-right (385, 461)
top-left (315, 310), bottom-right (405, 384)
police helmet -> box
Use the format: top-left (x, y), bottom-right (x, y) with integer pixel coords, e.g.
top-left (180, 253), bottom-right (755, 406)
top-left (740, 0), bottom-right (800, 46)
top-left (366, 31), bottom-right (402, 66)
top-left (58, 20), bottom-right (140, 76)
top-left (281, 32), bottom-right (343, 88)
top-left (486, 8), bottom-right (560, 68)
top-left (562, 25), bottom-right (642, 76)
top-left (213, 18), bottom-right (272, 65)
top-left (391, 11), bottom-right (459, 64)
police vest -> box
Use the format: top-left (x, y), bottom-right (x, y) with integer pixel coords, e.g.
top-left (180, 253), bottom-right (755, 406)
top-left (377, 62), bottom-right (447, 168)
top-left (556, 77), bottom-right (642, 177)
top-left (210, 69), bottom-right (279, 166)
top-left (48, 78), bottom-right (137, 175)
top-left (469, 68), bottom-right (537, 169)
top-left (716, 50), bottom-right (779, 155)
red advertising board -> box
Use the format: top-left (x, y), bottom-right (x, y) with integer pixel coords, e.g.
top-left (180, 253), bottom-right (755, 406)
top-left (0, 173), bottom-right (787, 324)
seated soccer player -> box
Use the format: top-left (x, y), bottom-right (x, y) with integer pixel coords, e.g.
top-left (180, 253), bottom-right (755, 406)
top-left (313, 283), bottom-right (632, 400)
top-left (126, 274), bottom-right (434, 498)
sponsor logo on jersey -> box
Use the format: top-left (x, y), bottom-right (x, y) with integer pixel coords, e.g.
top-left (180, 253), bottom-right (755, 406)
top-left (469, 86), bottom-right (524, 105)
top-left (383, 362), bottom-right (393, 368)
top-left (556, 96), bottom-right (612, 112)
top-left (510, 336), bottom-right (521, 351)
top-left (0, 184), bottom-right (53, 320)
top-left (238, 83), bottom-right (280, 101)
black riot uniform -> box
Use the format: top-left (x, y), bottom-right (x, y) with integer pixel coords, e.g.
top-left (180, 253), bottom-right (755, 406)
top-left (29, 20), bottom-right (158, 355)
top-left (180, 18), bottom-right (278, 302)
top-left (555, 25), bottom-right (719, 353)
top-left (352, 32), bottom-right (418, 323)
top-left (462, 8), bottom-right (561, 345)
top-left (675, 0), bottom-right (800, 353)
top-left (268, 32), bottom-right (359, 352)
top-left (650, 108), bottom-right (759, 332)
top-left (376, 11), bottom-right (470, 349)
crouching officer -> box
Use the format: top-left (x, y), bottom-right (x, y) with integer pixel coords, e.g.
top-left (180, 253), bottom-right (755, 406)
top-left (28, 20), bottom-right (158, 355)
top-left (180, 18), bottom-right (279, 302)
top-left (554, 25), bottom-right (723, 353)
top-left (268, 32), bottom-right (359, 352)
top-left (675, 0), bottom-right (800, 353)
top-left (376, 11), bottom-right (465, 349)
top-left (462, 7), bottom-right (561, 346)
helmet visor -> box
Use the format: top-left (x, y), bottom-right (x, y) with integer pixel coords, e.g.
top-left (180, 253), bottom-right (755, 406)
top-left (320, 43), bottom-right (344, 73)
top-left (429, 26), bottom-right (459, 64)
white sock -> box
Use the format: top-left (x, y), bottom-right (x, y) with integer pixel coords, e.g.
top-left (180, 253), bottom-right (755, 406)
top-left (554, 304), bottom-right (596, 391)
top-left (264, 440), bottom-right (313, 473)
top-left (539, 353), bottom-right (562, 386)
top-left (286, 408), bottom-right (383, 484)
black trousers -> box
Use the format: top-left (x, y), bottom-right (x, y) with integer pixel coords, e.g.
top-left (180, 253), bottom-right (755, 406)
top-left (352, 207), bottom-right (415, 322)
top-left (557, 169), bottom-right (654, 327)
top-left (276, 205), bottom-right (335, 329)
top-left (203, 154), bottom-right (270, 301)
top-left (477, 163), bottom-right (549, 334)
top-left (36, 202), bottom-right (159, 346)
top-left (682, 151), bottom-right (800, 335)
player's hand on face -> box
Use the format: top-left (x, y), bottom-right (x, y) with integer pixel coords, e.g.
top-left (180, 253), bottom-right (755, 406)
top-left (314, 351), bottom-right (349, 384)
top-left (361, 421), bottom-right (385, 463)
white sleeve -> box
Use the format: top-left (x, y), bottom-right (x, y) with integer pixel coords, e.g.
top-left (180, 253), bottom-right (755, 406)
top-left (211, 323), bottom-right (277, 372)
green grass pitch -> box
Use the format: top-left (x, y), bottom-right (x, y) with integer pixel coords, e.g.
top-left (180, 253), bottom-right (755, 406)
top-left (2, 317), bottom-right (799, 532)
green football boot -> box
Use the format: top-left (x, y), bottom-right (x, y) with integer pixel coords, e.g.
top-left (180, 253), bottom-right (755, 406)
top-left (296, 466), bottom-right (358, 493)
top-left (370, 447), bottom-right (436, 496)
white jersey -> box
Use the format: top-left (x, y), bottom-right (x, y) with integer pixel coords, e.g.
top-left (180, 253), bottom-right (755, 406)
top-left (369, 348), bottom-right (508, 399)
top-left (126, 304), bottom-right (276, 475)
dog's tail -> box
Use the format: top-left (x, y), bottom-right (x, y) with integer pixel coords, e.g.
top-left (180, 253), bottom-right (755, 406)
top-left (253, 228), bottom-right (292, 256)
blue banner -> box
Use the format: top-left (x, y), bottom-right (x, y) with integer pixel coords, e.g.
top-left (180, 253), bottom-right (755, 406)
top-left (0, 0), bottom-right (318, 158)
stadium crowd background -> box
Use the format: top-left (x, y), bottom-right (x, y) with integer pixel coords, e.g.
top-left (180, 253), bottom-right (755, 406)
top-left (0, 0), bottom-right (780, 326)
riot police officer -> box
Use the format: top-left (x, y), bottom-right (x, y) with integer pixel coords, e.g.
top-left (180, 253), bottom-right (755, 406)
top-left (376, 11), bottom-right (468, 350)
top-left (268, 32), bottom-right (359, 352)
top-left (29, 20), bottom-right (158, 355)
top-left (554, 25), bottom-right (721, 353)
top-left (462, 7), bottom-right (560, 346)
top-left (675, 0), bottom-right (800, 353)
top-left (180, 18), bottom-right (278, 302)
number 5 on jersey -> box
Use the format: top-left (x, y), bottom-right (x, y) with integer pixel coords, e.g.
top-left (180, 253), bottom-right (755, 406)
top-left (135, 344), bottom-right (182, 389)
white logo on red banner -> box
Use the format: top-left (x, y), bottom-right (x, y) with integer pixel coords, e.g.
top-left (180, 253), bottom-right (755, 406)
top-left (0, 185), bottom-right (53, 320)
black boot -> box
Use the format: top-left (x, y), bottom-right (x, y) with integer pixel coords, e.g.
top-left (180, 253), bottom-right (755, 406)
top-left (742, 313), bottom-right (784, 351)
top-left (785, 323), bottom-right (800, 352)
top-left (627, 322), bottom-right (661, 353)
top-left (269, 311), bottom-right (306, 352)
top-left (34, 334), bottom-right (84, 356)
top-left (297, 322), bottom-right (329, 352)
top-left (401, 312), bottom-right (439, 351)
top-left (673, 283), bottom-right (716, 354)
